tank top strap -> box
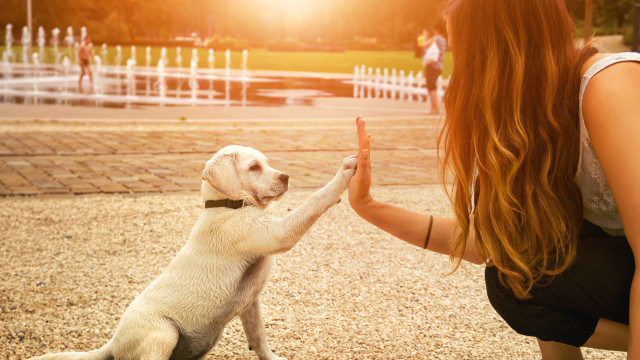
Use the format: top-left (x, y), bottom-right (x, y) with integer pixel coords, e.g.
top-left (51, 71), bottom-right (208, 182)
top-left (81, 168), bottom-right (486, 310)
top-left (580, 52), bottom-right (640, 101)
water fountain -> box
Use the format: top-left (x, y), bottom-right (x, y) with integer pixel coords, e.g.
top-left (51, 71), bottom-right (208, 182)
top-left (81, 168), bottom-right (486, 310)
top-left (101, 43), bottom-right (107, 65)
top-left (224, 49), bottom-right (230, 106)
top-left (93, 55), bottom-right (103, 98)
top-left (126, 59), bottom-right (134, 96)
top-left (81, 26), bottom-right (87, 43)
top-left (4, 24), bottom-right (14, 63)
top-left (21, 26), bottom-right (31, 64)
top-left (115, 45), bottom-right (122, 95)
top-left (52, 28), bottom-right (60, 64)
top-left (2, 51), bottom-right (11, 102)
top-left (241, 49), bottom-right (248, 106)
top-left (157, 59), bottom-right (166, 104)
top-left (208, 49), bottom-right (215, 99)
top-left (65, 27), bottom-right (74, 63)
top-left (32, 53), bottom-right (40, 102)
top-left (189, 58), bottom-right (198, 104)
top-left (131, 46), bottom-right (137, 65)
top-left (0, 22), bottom-right (279, 108)
top-left (176, 47), bottom-right (183, 98)
top-left (115, 45), bottom-right (122, 66)
top-left (161, 47), bottom-right (167, 66)
top-left (62, 56), bottom-right (70, 95)
top-left (146, 46), bottom-right (151, 96)
top-left (189, 48), bottom-right (199, 103)
top-left (241, 50), bottom-right (248, 76)
top-left (37, 27), bottom-right (46, 63)
top-left (191, 48), bottom-right (198, 65)
top-left (2, 51), bottom-right (10, 78)
top-left (126, 58), bottom-right (135, 106)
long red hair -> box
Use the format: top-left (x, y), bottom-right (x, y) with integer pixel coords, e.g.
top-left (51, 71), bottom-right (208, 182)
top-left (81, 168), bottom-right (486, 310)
top-left (439, 0), bottom-right (597, 299)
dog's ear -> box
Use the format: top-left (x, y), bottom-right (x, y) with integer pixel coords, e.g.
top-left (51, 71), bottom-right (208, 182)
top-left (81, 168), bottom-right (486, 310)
top-left (202, 153), bottom-right (241, 200)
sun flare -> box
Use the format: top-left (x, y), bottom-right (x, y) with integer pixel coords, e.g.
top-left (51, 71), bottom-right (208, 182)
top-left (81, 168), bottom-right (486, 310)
top-left (256, 0), bottom-right (316, 13)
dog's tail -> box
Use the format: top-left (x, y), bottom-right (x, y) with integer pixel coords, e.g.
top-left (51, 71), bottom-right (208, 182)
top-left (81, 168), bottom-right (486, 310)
top-left (27, 343), bottom-right (112, 360)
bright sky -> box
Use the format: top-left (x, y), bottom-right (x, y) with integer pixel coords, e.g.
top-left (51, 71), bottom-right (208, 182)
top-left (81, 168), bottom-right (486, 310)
top-left (257, 0), bottom-right (318, 13)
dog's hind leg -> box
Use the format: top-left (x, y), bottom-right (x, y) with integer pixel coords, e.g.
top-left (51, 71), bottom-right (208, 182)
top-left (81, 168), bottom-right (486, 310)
top-left (132, 320), bottom-right (179, 360)
top-left (240, 298), bottom-right (286, 360)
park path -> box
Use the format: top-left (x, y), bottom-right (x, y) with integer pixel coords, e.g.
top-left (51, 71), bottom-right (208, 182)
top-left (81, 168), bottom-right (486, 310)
top-left (0, 98), bottom-right (441, 196)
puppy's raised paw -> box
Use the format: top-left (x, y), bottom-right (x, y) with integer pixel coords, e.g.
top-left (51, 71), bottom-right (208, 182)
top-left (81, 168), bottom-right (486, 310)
top-left (339, 155), bottom-right (358, 179)
top-left (341, 154), bottom-right (358, 171)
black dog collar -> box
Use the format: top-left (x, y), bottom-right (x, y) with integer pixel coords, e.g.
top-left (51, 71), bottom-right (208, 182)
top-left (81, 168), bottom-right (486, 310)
top-left (204, 199), bottom-right (245, 209)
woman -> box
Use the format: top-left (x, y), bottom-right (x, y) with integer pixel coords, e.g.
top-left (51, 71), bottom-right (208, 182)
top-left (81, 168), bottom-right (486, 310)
top-left (348, 0), bottom-right (640, 358)
top-left (421, 21), bottom-right (447, 115)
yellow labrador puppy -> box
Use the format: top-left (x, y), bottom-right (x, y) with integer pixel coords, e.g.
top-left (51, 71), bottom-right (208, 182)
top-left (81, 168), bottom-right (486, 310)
top-left (30, 145), bottom-right (357, 360)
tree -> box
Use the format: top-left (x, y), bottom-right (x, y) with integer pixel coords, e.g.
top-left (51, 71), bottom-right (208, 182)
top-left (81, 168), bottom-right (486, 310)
top-left (1, 0), bottom-right (448, 47)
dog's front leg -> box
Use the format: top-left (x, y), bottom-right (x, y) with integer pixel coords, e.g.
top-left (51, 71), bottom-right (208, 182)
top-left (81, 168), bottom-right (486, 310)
top-left (241, 297), bottom-right (286, 360)
top-left (242, 155), bottom-right (357, 255)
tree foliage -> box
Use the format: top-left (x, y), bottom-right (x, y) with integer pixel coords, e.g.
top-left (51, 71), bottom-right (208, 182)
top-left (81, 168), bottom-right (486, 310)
top-left (0, 0), bottom-right (635, 47)
top-left (1, 0), bottom-right (447, 47)
top-left (565, 0), bottom-right (635, 33)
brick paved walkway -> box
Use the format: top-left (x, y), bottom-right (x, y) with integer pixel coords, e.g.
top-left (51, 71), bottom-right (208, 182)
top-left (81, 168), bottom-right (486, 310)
top-left (0, 101), bottom-right (441, 196)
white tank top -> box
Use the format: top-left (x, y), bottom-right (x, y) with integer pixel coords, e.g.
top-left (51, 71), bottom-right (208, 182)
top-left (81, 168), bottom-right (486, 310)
top-left (576, 52), bottom-right (640, 236)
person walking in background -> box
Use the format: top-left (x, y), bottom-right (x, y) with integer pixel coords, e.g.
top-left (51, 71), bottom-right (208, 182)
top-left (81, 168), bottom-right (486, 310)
top-left (77, 35), bottom-right (94, 93)
top-left (422, 21), bottom-right (447, 115)
top-left (349, 0), bottom-right (640, 358)
top-left (415, 28), bottom-right (428, 58)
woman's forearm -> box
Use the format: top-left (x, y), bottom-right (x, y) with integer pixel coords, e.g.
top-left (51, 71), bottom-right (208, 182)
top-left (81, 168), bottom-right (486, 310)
top-left (352, 200), bottom-right (484, 264)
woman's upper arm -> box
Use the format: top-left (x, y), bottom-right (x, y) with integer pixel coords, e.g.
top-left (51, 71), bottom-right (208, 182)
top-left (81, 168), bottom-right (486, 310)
top-left (582, 58), bottom-right (640, 359)
top-left (582, 60), bottom-right (640, 251)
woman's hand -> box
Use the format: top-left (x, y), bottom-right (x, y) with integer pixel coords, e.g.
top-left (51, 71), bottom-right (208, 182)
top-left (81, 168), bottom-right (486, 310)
top-left (349, 117), bottom-right (373, 213)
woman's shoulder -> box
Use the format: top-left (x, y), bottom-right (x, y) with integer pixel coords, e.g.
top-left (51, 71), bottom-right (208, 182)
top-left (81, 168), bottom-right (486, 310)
top-left (581, 52), bottom-right (640, 107)
top-left (581, 52), bottom-right (640, 134)
top-left (580, 52), bottom-right (609, 77)
top-left (580, 52), bottom-right (640, 79)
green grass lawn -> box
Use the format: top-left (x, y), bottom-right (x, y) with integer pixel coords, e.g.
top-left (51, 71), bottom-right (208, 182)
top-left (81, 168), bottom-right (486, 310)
top-left (1, 45), bottom-right (453, 78)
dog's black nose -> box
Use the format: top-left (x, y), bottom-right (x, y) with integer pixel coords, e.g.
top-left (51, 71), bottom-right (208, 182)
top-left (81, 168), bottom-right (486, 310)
top-left (279, 173), bottom-right (289, 184)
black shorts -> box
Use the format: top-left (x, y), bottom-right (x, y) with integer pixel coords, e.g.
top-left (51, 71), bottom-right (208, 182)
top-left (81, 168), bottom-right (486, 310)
top-left (80, 59), bottom-right (90, 66)
top-left (424, 65), bottom-right (441, 91)
top-left (485, 220), bottom-right (634, 346)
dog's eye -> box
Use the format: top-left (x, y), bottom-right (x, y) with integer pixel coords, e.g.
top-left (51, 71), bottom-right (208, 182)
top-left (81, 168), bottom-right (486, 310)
top-left (249, 164), bottom-right (261, 172)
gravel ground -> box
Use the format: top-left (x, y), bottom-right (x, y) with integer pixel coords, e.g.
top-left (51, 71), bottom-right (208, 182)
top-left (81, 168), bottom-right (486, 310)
top-left (0, 186), bottom-right (626, 359)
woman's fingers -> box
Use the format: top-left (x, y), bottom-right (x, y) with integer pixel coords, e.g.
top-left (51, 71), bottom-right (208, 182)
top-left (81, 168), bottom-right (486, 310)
top-left (349, 117), bottom-right (373, 210)
top-left (356, 116), bottom-right (369, 154)
top-left (355, 117), bottom-right (371, 180)
top-left (358, 148), bottom-right (370, 179)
